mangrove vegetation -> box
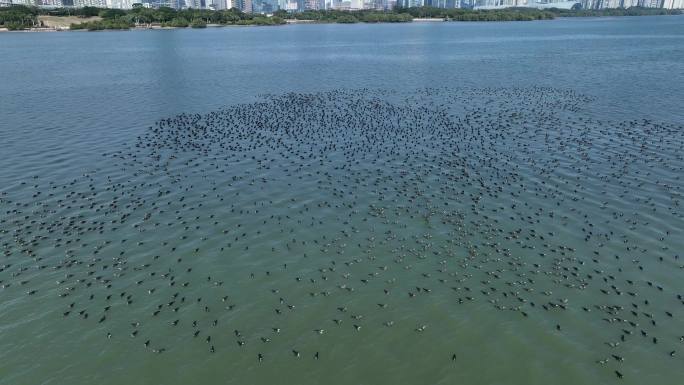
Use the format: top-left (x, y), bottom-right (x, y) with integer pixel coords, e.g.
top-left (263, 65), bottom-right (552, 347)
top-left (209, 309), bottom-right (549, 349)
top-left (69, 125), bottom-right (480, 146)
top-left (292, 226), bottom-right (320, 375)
top-left (1, 5), bottom-right (681, 31)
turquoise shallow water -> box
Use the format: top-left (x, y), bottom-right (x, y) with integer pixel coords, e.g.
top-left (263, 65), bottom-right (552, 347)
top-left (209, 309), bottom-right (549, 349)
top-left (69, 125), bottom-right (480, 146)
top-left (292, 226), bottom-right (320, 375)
top-left (1, 16), bottom-right (684, 385)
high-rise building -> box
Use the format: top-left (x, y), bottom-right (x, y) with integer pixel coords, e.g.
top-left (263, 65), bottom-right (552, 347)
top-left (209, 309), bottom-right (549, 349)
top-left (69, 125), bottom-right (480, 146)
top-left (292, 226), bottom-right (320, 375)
top-left (39, 0), bottom-right (64, 6)
top-left (424, 0), bottom-right (459, 7)
top-left (206, 0), bottom-right (224, 8)
top-left (600, 0), bottom-right (620, 7)
top-left (107, 0), bottom-right (136, 8)
top-left (252, 0), bottom-right (275, 11)
top-left (74, 0), bottom-right (108, 6)
top-left (396, 0), bottom-right (424, 7)
top-left (233, 0), bottom-right (253, 11)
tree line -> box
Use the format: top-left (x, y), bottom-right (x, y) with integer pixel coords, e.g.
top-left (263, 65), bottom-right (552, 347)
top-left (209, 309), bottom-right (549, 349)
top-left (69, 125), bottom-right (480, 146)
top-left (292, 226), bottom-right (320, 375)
top-left (273, 9), bottom-right (413, 23)
top-left (1, 5), bottom-right (681, 31)
top-left (0, 5), bottom-right (286, 30)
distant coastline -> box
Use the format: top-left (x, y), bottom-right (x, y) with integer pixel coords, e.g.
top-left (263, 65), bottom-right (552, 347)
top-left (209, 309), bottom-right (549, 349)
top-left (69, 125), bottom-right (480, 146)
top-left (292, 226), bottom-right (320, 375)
top-left (1, 6), bottom-right (681, 32)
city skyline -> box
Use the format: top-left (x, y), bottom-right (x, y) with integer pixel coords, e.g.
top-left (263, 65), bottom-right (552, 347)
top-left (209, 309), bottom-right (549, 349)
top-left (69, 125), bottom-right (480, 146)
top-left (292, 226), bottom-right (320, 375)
top-left (5, 0), bottom-right (684, 11)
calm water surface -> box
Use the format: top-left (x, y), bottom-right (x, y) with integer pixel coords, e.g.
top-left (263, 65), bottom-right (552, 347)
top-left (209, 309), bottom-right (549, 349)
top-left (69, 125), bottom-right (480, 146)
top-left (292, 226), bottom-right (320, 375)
top-left (0, 16), bottom-right (683, 385)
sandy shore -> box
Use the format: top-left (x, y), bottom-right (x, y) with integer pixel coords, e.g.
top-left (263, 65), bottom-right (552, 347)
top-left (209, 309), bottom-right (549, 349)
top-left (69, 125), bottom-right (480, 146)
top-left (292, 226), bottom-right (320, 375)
top-left (38, 15), bottom-right (102, 30)
top-left (285, 19), bottom-right (318, 24)
top-left (412, 18), bottom-right (447, 22)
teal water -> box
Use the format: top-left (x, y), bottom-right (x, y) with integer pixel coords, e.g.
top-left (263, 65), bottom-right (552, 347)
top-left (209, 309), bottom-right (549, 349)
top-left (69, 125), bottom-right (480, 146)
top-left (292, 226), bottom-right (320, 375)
top-left (1, 16), bottom-right (683, 385)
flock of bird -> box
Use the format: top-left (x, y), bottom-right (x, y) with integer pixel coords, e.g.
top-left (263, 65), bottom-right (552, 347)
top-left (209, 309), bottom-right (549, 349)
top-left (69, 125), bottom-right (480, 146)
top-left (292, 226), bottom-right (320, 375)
top-left (1, 87), bottom-right (682, 382)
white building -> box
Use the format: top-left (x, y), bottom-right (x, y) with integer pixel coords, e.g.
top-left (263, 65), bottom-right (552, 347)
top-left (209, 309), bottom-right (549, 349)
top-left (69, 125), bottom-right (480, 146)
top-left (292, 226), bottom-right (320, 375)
top-left (601, 0), bottom-right (620, 7)
top-left (106, 0), bottom-right (136, 8)
top-left (662, 0), bottom-right (683, 7)
top-left (74, 0), bottom-right (107, 6)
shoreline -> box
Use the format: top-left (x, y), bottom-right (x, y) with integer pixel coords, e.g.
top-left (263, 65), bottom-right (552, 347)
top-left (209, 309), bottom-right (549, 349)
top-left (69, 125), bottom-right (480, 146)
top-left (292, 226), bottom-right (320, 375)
top-left (0, 22), bottom-right (284, 32)
top-left (1, 13), bottom-right (681, 33)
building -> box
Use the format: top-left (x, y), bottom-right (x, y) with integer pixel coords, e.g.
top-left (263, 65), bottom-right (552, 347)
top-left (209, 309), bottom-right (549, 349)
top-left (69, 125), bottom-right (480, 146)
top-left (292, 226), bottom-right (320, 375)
top-left (424, 0), bottom-right (460, 7)
top-left (663, 0), bottom-right (684, 7)
top-left (474, 0), bottom-right (526, 8)
top-left (252, 0), bottom-right (275, 11)
top-left (6, 0), bottom-right (681, 10)
top-left (232, 0), bottom-right (253, 11)
top-left (396, 0), bottom-right (423, 7)
top-left (74, 0), bottom-right (108, 6)
top-left (205, 0), bottom-right (226, 8)
top-left (582, 0), bottom-right (682, 6)
top-left (39, 0), bottom-right (64, 6)
top-left (282, 0), bottom-right (297, 9)
top-left (107, 0), bottom-right (136, 8)
top-left (474, 0), bottom-right (580, 8)
top-left (601, 0), bottom-right (620, 7)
